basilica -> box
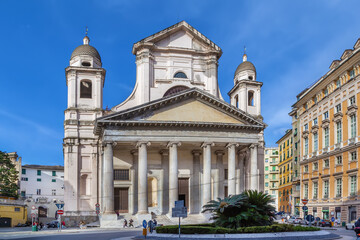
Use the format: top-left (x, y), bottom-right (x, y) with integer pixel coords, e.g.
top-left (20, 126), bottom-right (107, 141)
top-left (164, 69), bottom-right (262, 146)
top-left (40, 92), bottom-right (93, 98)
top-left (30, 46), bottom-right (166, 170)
top-left (63, 21), bottom-right (265, 226)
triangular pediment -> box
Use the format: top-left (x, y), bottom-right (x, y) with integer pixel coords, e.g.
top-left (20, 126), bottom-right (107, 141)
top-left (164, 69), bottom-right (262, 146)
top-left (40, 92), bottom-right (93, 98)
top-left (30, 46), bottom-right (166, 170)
top-left (146, 99), bottom-right (245, 124)
top-left (354, 38), bottom-right (360, 50)
top-left (132, 21), bottom-right (222, 56)
top-left (95, 88), bottom-right (264, 134)
top-left (340, 49), bottom-right (353, 60)
top-left (329, 60), bottom-right (340, 70)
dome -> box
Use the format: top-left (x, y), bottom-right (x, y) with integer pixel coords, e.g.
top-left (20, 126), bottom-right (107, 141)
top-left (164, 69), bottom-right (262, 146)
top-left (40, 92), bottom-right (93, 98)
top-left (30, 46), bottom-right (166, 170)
top-left (234, 54), bottom-right (256, 78)
top-left (70, 36), bottom-right (101, 61)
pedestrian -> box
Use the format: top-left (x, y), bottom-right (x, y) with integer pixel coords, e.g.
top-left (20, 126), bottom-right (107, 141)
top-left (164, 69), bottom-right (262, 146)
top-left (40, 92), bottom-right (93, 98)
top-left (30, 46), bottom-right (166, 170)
top-left (354, 218), bottom-right (360, 236)
top-left (39, 222), bottom-right (44, 230)
top-left (61, 220), bottom-right (66, 229)
top-left (129, 219), bottom-right (134, 228)
top-left (148, 220), bottom-right (154, 234)
top-left (153, 219), bottom-right (157, 227)
top-left (123, 219), bottom-right (128, 228)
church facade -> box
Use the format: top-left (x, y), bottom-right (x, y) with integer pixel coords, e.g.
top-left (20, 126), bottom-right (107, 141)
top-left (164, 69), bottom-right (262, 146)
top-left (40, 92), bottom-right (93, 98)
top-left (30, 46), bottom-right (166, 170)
top-left (63, 21), bottom-right (265, 225)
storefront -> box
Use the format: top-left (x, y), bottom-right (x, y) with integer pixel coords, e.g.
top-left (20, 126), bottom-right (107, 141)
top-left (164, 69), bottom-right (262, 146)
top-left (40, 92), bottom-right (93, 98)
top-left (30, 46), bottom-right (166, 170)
top-left (322, 207), bottom-right (329, 220)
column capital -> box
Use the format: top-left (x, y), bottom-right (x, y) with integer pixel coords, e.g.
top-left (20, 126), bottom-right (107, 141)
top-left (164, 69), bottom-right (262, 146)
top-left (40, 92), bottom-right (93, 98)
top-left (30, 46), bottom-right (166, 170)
top-left (215, 150), bottom-right (225, 156)
top-left (102, 141), bottom-right (117, 147)
top-left (159, 149), bottom-right (169, 156)
top-left (201, 142), bottom-right (214, 148)
top-left (130, 149), bottom-right (138, 155)
top-left (226, 143), bottom-right (239, 148)
top-left (249, 143), bottom-right (258, 149)
top-left (136, 141), bottom-right (151, 148)
top-left (191, 149), bottom-right (202, 156)
top-left (167, 142), bottom-right (181, 148)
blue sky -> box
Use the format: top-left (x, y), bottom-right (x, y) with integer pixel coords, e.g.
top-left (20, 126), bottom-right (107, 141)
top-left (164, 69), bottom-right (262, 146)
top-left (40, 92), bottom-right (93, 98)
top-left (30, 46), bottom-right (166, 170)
top-left (1, 0), bottom-right (360, 166)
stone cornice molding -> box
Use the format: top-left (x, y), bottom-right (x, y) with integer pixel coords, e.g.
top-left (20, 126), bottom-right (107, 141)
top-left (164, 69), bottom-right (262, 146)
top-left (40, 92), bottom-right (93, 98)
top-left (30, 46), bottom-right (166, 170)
top-left (135, 141), bottom-right (151, 148)
top-left (191, 150), bottom-right (202, 156)
top-left (166, 142), bottom-right (181, 148)
top-left (102, 141), bottom-right (117, 148)
top-left (226, 143), bottom-right (239, 148)
top-left (311, 125), bottom-right (319, 134)
top-left (201, 142), bottom-right (215, 148)
top-left (215, 150), bottom-right (225, 156)
top-left (333, 112), bottom-right (343, 122)
top-left (302, 130), bottom-right (309, 139)
top-left (346, 105), bottom-right (358, 116)
top-left (321, 119), bottom-right (330, 128)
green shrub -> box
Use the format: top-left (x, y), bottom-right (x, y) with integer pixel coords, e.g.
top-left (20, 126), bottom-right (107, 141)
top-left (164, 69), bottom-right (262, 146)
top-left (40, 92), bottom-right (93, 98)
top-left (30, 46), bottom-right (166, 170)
top-left (156, 224), bottom-right (320, 234)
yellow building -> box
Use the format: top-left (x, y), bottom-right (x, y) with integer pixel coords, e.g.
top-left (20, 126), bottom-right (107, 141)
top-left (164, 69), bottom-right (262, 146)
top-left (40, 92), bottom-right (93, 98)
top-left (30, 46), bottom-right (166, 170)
top-left (264, 148), bottom-right (279, 211)
top-left (291, 38), bottom-right (360, 223)
top-left (0, 200), bottom-right (27, 227)
top-left (276, 129), bottom-right (293, 214)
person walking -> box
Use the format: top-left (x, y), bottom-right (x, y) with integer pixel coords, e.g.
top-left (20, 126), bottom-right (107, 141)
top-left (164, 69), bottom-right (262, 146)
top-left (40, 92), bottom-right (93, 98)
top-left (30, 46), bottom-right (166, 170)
top-left (123, 219), bottom-right (128, 228)
top-left (129, 219), bottom-right (134, 228)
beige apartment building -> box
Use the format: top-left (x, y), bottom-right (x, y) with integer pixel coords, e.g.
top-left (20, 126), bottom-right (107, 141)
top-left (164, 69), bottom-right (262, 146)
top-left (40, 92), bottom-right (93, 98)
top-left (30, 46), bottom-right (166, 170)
top-left (291, 38), bottom-right (360, 223)
top-left (264, 148), bottom-right (279, 211)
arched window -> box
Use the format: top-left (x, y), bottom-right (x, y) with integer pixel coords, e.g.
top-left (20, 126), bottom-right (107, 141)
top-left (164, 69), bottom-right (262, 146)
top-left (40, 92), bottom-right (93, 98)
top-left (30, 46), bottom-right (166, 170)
top-left (80, 80), bottom-right (92, 98)
top-left (235, 95), bottom-right (239, 108)
top-left (163, 85), bottom-right (189, 97)
top-left (248, 91), bottom-right (254, 106)
top-left (174, 72), bottom-right (187, 79)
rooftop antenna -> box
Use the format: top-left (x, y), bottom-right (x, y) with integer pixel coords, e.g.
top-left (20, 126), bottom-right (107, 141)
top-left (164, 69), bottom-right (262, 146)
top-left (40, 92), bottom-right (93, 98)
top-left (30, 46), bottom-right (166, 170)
top-left (244, 45), bottom-right (246, 54)
top-left (85, 26), bottom-right (88, 36)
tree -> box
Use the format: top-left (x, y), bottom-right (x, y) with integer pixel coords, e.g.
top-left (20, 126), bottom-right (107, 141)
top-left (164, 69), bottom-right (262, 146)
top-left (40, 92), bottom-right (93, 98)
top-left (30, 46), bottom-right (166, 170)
top-left (0, 151), bottom-right (19, 198)
top-left (202, 190), bottom-right (275, 228)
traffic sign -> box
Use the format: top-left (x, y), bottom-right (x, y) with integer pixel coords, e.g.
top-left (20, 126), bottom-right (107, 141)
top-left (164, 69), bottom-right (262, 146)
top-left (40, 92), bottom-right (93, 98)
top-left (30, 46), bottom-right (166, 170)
top-left (142, 220), bottom-right (147, 228)
top-left (31, 213), bottom-right (36, 218)
top-left (57, 210), bottom-right (64, 215)
top-left (302, 206), bottom-right (308, 211)
top-left (331, 217), bottom-right (335, 222)
top-left (302, 199), bottom-right (308, 205)
top-left (96, 210), bottom-right (100, 215)
top-left (306, 215), bottom-right (314, 222)
top-left (95, 203), bottom-right (100, 207)
top-left (175, 200), bottom-right (184, 208)
top-left (55, 203), bottom-right (64, 209)
top-left (31, 205), bottom-right (36, 210)
top-left (172, 207), bottom-right (187, 218)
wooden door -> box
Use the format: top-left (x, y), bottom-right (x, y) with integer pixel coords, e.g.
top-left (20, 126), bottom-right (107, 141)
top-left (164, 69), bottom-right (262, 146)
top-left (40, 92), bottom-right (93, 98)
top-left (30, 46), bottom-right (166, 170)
top-left (114, 188), bottom-right (129, 213)
top-left (178, 178), bottom-right (189, 210)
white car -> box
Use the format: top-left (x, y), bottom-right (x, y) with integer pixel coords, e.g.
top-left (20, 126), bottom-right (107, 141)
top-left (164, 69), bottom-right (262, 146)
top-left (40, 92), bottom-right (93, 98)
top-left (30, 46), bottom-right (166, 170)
top-left (287, 217), bottom-right (296, 224)
top-left (346, 220), bottom-right (356, 230)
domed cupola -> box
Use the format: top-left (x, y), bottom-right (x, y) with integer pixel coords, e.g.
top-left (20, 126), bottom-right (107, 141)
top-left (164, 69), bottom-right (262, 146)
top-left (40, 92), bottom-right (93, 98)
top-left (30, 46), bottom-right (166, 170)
top-left (234, 54), bottom-right (256, 83)
top-left (70, 36), bottom-right (102, 68)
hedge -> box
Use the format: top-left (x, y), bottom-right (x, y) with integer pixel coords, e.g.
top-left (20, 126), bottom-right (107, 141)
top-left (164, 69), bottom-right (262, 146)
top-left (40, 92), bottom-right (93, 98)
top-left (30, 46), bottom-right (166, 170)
top-left (155, 224), bottom-right (320, 234)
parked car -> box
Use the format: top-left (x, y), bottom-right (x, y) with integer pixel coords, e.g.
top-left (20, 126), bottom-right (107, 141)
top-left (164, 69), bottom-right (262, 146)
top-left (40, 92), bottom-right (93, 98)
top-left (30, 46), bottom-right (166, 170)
top-left (318, 219), bottom-right (332, 227)
top-left (287, 217), bottom-right (297, 224)
top-left (46, 220), bottom-right (59, 228)
top-left (345, 220), bottom-right (356, 230)
top-left (293, 218), bottom-right (303, 224)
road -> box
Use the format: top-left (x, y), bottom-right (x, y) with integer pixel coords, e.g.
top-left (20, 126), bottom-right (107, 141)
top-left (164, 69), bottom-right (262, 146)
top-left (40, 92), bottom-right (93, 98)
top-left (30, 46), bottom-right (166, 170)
top-left (0, 229), bottom-right (142, 240)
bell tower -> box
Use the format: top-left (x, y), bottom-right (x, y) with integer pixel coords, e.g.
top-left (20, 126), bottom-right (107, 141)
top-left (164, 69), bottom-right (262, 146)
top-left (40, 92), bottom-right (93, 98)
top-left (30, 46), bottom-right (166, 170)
top-left (228, 53), bottom-right (262, 119)
top-left (63, 35), bottom-right (106, 213)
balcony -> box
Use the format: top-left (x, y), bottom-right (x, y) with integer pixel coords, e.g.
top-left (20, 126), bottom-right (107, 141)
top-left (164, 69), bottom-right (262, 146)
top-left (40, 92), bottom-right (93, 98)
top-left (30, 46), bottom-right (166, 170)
top-left (270, 186), bottom-right (278, 190)
top-left (270, 179), bottom-right (278, 182)
top-left (270, 161), bottom-right (278, 166)
top-left (270, 169), bottom-right (279, 173)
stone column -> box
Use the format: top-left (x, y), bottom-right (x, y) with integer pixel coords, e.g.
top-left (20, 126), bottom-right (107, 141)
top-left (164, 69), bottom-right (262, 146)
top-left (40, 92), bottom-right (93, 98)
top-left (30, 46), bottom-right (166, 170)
top-left (201, 142), bottom-right (214, 207)
top-left (215, 150), bottom-right (225, 199)
top-left (191, 150), bottom-right (201, 214)
top-left (160, 149), bottom-right (169, 214)
top-left (237, 151), bottom-right (246, 193)
top-left (250, 144), bottom-right (258, 190)
top-left (103, 142), bottom-right (115, 214)
top-left (227, 143), bottom-right (238, 196)
top-left (168, 142), bottom-right (181, 214)
top-left (137, 141), bottom-right (150, 214)
top-left (130, 149), bottom-right (138, 214)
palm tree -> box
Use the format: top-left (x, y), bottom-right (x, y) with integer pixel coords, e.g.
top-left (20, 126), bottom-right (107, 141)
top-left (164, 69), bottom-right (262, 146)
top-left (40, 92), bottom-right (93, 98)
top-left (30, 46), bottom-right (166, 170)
top-left (202, 190), bottom-right (275, 228)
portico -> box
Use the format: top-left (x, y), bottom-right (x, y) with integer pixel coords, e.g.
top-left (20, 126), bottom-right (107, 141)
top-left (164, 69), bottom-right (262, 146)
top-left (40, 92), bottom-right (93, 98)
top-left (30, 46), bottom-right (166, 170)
top-left (96, 88), bottom-right (264, 216)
